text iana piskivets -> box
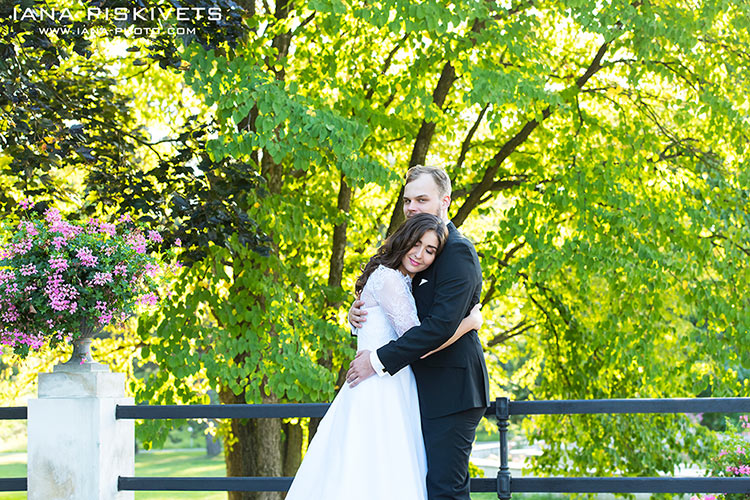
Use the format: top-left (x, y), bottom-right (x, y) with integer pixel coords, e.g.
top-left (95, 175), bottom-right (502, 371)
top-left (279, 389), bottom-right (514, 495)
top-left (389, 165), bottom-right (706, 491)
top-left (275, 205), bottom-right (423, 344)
top-left (12, 6), bottom-right (224, 22)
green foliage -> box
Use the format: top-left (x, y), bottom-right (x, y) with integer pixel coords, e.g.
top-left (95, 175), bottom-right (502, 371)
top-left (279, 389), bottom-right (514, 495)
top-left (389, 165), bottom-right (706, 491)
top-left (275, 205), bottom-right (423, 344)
top-left (468, 460), bottom-right (485, 479)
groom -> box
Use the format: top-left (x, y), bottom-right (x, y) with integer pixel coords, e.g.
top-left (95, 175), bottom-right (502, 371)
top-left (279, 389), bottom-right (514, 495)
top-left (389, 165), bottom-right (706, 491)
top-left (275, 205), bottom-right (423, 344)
top-left (346, 165), bottom-right (490, 500)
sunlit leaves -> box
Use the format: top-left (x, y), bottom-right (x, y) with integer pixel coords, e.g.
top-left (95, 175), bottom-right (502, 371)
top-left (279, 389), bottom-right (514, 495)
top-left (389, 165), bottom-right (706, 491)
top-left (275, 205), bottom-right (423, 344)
top-left (2, 0), bottom-right (748, 479)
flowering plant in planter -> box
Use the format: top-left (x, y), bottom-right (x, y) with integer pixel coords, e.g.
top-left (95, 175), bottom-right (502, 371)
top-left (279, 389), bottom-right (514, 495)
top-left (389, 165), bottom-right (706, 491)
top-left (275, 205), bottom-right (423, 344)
top-left (0, 202), bottom-right (169, 360)
top-left (691, 415), bottom-right (750, 500)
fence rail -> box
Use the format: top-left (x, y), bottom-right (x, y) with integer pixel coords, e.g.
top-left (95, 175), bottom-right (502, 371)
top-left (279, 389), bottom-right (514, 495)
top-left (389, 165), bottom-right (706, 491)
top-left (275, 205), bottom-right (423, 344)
top-left (508, 397), bottom-right (750, 415)
top-left (113, 397), bottom-right (750, 421)
top-left (4, 397), bottom-right (750, 498)
top-left (0, 478), bottom-right (26, 492)
top-left (115, 402), bottom-right (332, 419)
top-left (0, 407), bottom-right (27, 420)
top-left (114, 476), bottom-right (750, 493)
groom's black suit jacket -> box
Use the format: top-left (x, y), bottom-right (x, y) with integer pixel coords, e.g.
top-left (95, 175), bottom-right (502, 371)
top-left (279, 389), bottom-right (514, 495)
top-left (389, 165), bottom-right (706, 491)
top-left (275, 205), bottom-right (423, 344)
top-left (377, 221), bottom-right (490, 418)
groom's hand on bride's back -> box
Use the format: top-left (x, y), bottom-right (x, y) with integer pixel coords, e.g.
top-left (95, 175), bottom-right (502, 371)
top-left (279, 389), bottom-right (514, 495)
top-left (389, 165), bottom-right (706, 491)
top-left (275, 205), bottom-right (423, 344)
top-left (348, 299), bottom-right (367, 329)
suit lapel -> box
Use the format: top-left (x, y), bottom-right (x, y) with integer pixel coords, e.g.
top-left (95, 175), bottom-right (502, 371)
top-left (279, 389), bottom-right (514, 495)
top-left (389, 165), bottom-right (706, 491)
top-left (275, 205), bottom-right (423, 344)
top-left (412, 264), bottom-right (435, 319)
top-left (412, 221), bottom-right (458, 319)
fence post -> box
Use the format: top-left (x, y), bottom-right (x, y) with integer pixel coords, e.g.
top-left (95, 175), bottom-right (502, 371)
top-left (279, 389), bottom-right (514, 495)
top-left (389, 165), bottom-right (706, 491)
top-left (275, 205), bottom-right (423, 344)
top-left (27, 364), bottom-right (134, 499)
top-left (496, 397), bottom-right (511, 500)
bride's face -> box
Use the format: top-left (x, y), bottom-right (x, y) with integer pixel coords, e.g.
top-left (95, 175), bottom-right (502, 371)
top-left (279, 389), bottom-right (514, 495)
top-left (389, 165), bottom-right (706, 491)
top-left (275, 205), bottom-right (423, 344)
top-left (399, 230), bottom-right (439, 277)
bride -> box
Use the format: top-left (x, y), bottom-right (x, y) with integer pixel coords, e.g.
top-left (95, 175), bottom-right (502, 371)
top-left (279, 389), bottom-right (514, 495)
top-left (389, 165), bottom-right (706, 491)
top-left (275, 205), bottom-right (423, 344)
top-left (285, 213), bottom-right (482, 499)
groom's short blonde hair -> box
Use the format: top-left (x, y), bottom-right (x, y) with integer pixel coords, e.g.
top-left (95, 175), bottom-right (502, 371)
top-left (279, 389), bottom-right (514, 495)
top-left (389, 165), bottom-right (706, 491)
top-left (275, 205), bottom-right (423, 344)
top-left (405, 165), bottom-right (452, 199)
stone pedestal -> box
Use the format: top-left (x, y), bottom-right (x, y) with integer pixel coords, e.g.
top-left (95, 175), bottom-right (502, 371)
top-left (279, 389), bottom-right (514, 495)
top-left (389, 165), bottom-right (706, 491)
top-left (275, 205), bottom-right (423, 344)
top-left (28, 364), bottom-right (134, 500)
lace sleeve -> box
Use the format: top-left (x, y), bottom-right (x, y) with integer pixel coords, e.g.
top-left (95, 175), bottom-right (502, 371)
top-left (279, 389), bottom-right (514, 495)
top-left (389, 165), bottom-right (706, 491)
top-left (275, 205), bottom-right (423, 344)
top-left (368, 266), bottom-right (420, 337)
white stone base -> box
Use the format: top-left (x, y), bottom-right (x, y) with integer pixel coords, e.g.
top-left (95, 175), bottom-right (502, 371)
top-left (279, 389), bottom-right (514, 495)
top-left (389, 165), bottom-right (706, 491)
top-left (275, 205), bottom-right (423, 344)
top-left (28, 367), bottom-right (134, 500)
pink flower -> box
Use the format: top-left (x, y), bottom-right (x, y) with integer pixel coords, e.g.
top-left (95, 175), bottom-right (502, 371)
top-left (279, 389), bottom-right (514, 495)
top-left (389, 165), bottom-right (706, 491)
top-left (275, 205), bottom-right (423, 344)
top-left (100, 223), bottom-right (117, 237)
top-left (97, 311), bottom-right (113, 325)
top-left (44, 273), bottom-right (79, 312)
top-left (1, 306), bottom-right (20, 323)
top-left (0, 270), bottom-right (14, 284)
top-left (4, 282), bottom-right (19, 296)
top-left (138, 292), bottom-right (159, 306)
top-left (44, 207), bottom-right (62, 224)
top-left (48, 257), bottom-right (69, 272)
top-left (91, 272), bottom-right (113, 286)
top-left (127, 233), bottom-right (147, 254)
top-left (52, 236), bottom-right (67, 251)
top-left (718, 450), bottom-right (729, 457)
top-left (119, 213), bottom-right (132, 222)
top-left (94, 300), bottom-right (113, 325)
top-left (76, 247), bottom-right (98, 267)
top-left (737, 446), bottom-right (745, 455)
top-left (49, 220), bottom-right (81, 239)
top-left (3, 282), bottom-right (19, 296)
top-left (19, 264), bottom-right (37, 276)
top-left (19, 198), bottom-right (32, 210)
top-left (12, 238), bottom-right (33, 256)
top-left (705, 495), bottom-right (716, 500)
top-left (147, 230), bottom-right (163, 243)
top-left (174, 238), bottom-right (182, 247)
top-left (145, 263), bottom-right (160, 277)
top-left (2, 209), bottom-right (168, 358)
top-left (19, 221), bottom-right (38, 236)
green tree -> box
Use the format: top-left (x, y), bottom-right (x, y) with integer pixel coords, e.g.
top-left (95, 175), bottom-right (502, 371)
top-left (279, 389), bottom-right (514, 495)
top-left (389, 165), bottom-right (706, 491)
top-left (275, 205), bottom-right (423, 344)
top-left (2, 0), bottom-right (749, 498)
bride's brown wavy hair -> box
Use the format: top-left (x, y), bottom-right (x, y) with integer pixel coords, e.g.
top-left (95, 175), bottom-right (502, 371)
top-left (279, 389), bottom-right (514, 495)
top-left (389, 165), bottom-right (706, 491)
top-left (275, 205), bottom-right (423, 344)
top-left (355, 213), bottom-right (448, 296)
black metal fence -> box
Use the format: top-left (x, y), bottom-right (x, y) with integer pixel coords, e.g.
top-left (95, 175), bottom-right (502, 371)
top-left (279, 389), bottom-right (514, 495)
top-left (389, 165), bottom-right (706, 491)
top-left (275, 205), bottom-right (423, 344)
top-left (3, 398), bottom-right (750, 497)
top-left (0, 407), bottom-right (27, 493)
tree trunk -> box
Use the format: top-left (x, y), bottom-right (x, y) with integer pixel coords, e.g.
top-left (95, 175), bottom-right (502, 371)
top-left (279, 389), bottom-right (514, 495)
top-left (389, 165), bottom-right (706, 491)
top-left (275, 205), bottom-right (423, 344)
top-left (328, 172), bottom-right (351, 292)
top-left (386, 185), bottom-right (406, 237)
top-left (220, 387), bottom-right (284, 500)
top-left (282, 421), bottom-right (304, 477)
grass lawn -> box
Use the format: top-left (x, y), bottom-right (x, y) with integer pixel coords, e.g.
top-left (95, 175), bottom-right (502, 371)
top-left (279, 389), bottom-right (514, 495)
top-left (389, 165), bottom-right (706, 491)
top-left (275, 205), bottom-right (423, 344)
top-left (1, 449), bottom-right (563, 499)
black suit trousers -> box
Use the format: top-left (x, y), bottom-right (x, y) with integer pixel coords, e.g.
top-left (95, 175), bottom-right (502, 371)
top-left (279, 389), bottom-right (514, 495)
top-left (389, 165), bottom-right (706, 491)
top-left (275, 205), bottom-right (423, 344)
top-left (421, 406), bottom-right (486, 500)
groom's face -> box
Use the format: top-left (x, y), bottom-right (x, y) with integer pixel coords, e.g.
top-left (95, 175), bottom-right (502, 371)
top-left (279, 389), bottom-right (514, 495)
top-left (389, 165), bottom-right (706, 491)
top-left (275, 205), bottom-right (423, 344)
top-left (403, 174), bottom-right (448, 219)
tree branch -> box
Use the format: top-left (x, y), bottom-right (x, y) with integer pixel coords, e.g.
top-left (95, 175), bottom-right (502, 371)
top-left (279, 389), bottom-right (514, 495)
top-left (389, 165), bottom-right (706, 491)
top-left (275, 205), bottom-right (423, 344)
top-left (528, 288), bottom-right (573, 390)
top-left (291, 12), bottom-right (316, 36)
top-left (453, 175), bottom-right (527, 198)
top-left (386, 19), bottom-right (488, 234)
top-left (455, 103), bottom-right (490, 172)
top-left (487, 320), bottom-right (536, 347)
top-left (365, 33), bottom-right (410, 101)
top-left (452, 40), bottom-right (611, 227)
top-left (408, 60), bottom-right (457, 169)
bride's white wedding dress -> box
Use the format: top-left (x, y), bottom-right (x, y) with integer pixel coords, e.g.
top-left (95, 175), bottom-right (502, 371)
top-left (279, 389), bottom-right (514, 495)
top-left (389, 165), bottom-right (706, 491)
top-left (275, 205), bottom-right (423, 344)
top-left (285, 265), bottom-right (427, 499)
